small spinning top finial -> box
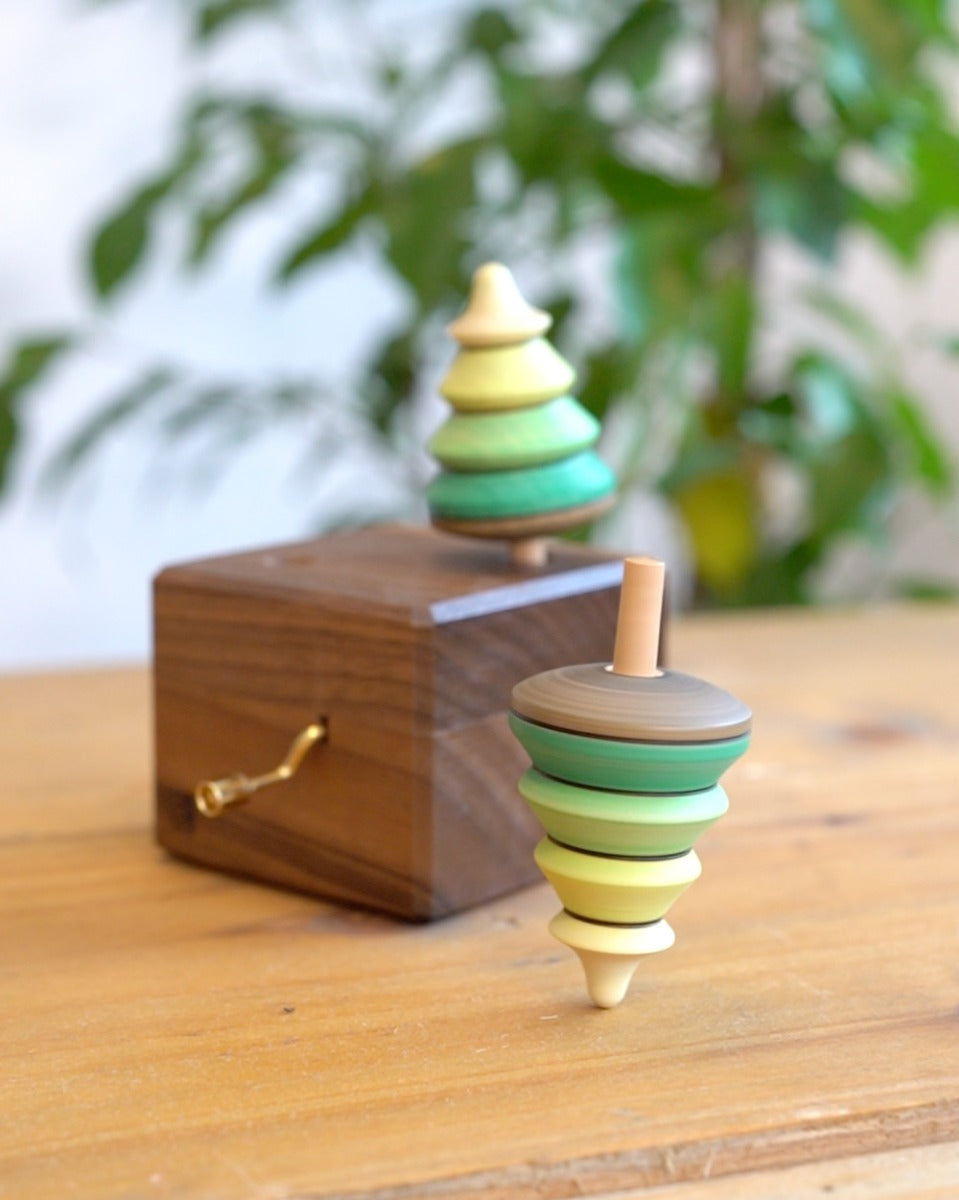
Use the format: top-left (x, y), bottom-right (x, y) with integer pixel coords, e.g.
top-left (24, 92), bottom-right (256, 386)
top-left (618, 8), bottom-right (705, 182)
top-left (509, 556), bottom-right (752, 1008)
top-left (446, 262), bottom-right (552, 348)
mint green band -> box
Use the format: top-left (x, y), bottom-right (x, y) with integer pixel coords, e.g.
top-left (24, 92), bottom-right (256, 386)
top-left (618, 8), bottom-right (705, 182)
top-left (509, 713), bottom-right (750, 793)
top-left (427, 450), bottom-right (615, 520)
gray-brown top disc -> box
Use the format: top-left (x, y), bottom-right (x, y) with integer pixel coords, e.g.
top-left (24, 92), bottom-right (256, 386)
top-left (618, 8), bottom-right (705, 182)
top-left (510, 664), bottom-right (752, 744)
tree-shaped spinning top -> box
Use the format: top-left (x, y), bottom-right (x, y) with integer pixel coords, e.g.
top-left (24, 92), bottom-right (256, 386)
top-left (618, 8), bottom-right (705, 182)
top-left (509, 556), bottom-right (752, 1007)
top-left (426, 263), bottom-right (616, 566)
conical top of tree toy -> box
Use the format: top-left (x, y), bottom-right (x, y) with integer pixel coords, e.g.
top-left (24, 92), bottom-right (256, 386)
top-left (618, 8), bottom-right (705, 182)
top-left (509, 557), bottom-right (752, 1008)
top-left (426, 262), bottom-right (617, 567)
top-left (446, 262), bottom-right (552, 347)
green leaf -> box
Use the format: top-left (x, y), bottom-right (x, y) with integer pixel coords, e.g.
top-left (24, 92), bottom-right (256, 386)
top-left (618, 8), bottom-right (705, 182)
top-left (613, 214), bottom-right (713, 343)
top-left (774, 353), bottom-right (898, 545)
top-left (673, 466), bottom-right (759, 596)
top-left (195, 0), bottom-right (288, 42)
top-left (380, 139), bottom-right (485, 309)
top-left (798, 283), bottom-right (884, 353)
top-left (912, 125), bottom-right (959, 210)
top-left (496, 68), bottom-right (609, 187)
top-left (853, 194), bottom-right (931, 263)
top-left (578, 341), bottom-right (646, 423)
top-left (462, 8), bottom-right (520, 58)
top-left (795, 357), bottom-right (860, 443)
top-left (612, 229), bottom-right (650, 342)
top-left (0, 335), bottom-right (74, 393)
top-left (0, 396), bottom-right (16, 495)
top-left (192, 145), bottom-right (294, 263)
top-left (804, 0), bottom-right (930, 103)
top-left (596, 156), bottom-right (712, 219)
top-left (841, 0), bottom-right (918, 85)
top-left (361, 328), bottom-right (418, 435)
top-left (0, 334), bottom-right (75, 493)
top-left (41, 367), bottom-right (176, 491)
top-left (275, 188), bottom-right (372, 281)
top-left (754, 164), bottom-right (848, 261)
top-left (584, 0), bottom-right (682, 88)
top-left (885, 388), bottom-right (954, 495)
top-left (733, 542), bottom-right (820, 606)
top-left (904, 0), bottom-right (959, 44)
top-left (191, 174), bottom-right (271, 264)
top-left (188, 99), bottom-right (373, 264)
top-left (739, 391), bottom-right (799, 453)
top-left (661, 425), bottom-right (741, 493)
top-left (88, 182), bottom-right (166, 298)
top-left (710, 273), bottom-right (754, 399)
top-left (806, 421), bottom-right (890, 541)
top-left (87, 104), bottom-right (210, 293)
top-left (157, 385), bottom-right (239, 438)
top-left (895, 577), bottom-right (959, 601)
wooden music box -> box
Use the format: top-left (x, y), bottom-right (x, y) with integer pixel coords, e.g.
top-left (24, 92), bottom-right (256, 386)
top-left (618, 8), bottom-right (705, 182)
top-left (153, 525), bottom-right (622, 920)
top-left (153, 263), bottom-right (639, 920)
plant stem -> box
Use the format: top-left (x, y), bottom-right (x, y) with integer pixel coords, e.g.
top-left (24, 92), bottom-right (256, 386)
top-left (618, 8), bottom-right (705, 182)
top-left (715, 0), bottom-right (765, 128)
top-left (710, 0), bottom-right (765, 423)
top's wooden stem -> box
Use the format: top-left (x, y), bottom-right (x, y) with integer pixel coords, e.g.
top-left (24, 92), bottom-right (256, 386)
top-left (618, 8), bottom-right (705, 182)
top-left (611, 556), bottom-right (665, 677)
top-left (510, 536), bottom-right (549, 568)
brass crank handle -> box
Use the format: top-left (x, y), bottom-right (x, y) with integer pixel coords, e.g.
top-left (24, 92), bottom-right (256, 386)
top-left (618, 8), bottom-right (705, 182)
top-left (194, 719), bottom-right (327, 818)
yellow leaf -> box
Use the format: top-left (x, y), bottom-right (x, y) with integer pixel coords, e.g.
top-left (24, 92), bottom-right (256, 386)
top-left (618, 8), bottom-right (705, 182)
top-left (674, 470), bottom-right (758, 594)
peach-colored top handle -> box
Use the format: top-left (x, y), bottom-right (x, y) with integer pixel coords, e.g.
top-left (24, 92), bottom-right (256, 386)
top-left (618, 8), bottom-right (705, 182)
top-left (611, 556), bottom-right (665, 678)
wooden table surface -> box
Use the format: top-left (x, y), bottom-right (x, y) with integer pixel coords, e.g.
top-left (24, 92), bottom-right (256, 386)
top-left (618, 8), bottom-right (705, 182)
top-left (2, 604), bottom-right (958, 1199)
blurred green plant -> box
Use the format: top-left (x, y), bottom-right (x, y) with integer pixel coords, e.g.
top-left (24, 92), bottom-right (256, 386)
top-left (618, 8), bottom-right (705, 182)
top-left (2, 0), bottom-right (958, 602)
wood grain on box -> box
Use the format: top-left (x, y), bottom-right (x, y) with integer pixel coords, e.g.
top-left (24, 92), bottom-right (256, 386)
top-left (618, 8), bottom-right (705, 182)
top-left (154, 523), bottom-right (623, 919)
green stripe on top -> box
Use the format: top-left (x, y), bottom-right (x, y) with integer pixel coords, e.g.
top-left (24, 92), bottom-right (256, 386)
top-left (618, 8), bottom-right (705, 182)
top-left (535, 838), bottom-right (701, 924)
top-left (428, 396), bottom-right (600, 471)
top-left (509, 712), bottom-right (751, 793)
top-left (519, 769), bottom-right (729, 857)
top-left (426, 450), bottom-right (615, 521)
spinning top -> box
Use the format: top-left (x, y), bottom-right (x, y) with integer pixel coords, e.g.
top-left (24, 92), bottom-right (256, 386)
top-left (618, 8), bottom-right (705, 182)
top-left (509, 557), bottom-right (751, 1007)
top-left (426, 263), bottom-right (616, 566)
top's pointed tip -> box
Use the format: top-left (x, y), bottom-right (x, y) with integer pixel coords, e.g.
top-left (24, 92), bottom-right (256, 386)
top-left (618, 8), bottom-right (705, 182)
top-left (473, 261), bottom-right (512, 285)
top-left (580, 952), bottom-right (636, 1009)
top-left (447, 261), bottom-right (552, 348)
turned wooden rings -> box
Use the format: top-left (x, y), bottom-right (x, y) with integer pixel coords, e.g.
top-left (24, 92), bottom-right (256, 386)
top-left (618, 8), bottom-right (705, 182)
top-left (426, 263), bottom-right (616, 550)
top-left (508, 555), bottom-right (752, 1008)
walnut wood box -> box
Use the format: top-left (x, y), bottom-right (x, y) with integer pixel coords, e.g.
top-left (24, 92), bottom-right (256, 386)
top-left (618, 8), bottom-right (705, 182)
top-left (153, 524), bottom-right (623, 921)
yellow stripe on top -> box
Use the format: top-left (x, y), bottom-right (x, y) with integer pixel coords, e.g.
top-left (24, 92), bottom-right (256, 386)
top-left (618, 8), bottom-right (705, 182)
top-left (439, 338), bottom-right (575, 411)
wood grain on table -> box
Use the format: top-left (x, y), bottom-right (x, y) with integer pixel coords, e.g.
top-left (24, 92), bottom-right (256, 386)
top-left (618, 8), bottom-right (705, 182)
top-left (1, 605), bottom-right (958, 1199)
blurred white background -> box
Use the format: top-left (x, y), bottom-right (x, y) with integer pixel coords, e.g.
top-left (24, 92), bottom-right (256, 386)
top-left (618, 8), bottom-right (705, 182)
top-left (2, 0), bottom-right (958, 672)
top-left (0, 0), bottom-right (410, 670)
